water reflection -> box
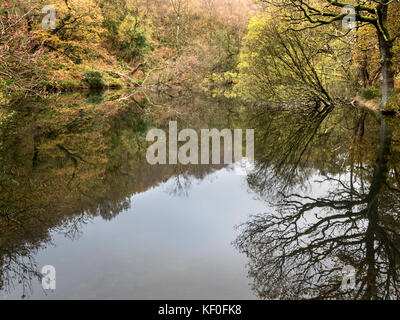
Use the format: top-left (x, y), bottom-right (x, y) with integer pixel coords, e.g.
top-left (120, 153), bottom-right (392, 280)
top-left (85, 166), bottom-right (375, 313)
top-left (2, 92), bottom-right (400, 299)
top-left (235, 105), bottom-right (400, 299)
top-left (0, 92), bottom-right (248, 298)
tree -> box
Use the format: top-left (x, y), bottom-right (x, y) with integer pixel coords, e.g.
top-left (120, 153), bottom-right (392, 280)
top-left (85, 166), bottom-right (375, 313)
top-left (0, 2), bottom-right (45, 103)
top-left (118, 13), bottom-right (152, 61)
top-left (263, 0), bottom-right (400, 108)
top-left (236, 13), bottom-right (353, 105)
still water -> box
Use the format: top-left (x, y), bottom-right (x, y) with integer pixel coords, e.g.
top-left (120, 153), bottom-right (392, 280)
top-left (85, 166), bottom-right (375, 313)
top-left (1, 91), bottom-right (399, 299)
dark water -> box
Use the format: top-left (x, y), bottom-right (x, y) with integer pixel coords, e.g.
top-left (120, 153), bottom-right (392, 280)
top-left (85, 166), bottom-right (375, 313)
top-left (0, 91), bottom-right (399, 299)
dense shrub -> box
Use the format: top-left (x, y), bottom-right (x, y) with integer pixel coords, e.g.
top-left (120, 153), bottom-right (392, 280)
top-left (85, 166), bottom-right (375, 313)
top-left (118, 14), bottom-right (152, 61)
top-left (359, 86), bottom-right (381, 100)
top-left (386, 88), bottom-right (400, 112)
top-left (83, 71), bottom-right (107, 89)
top-left (0, 3), bottom-right (45, 103)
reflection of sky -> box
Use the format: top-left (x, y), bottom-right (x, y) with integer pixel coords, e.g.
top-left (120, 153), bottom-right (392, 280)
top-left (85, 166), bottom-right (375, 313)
top-left (2, 165), bottom-right (267, 299)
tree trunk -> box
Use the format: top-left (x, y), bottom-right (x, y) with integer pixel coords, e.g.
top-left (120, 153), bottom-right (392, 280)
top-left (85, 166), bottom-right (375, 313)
top-left (378, 33), bottom-right (395, 108)
top-left (363, 118), bottom-right (391, 299)
top-left (358, 52), bottom-right (370, 88)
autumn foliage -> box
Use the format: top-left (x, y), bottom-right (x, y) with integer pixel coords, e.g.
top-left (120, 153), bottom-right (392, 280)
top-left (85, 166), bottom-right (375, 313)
top-left (0, 2), bottom-right (48, 103)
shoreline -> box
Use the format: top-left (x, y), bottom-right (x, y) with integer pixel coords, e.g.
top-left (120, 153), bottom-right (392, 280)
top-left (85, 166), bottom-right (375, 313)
top-left (353, 95), bottom-right (399, 117)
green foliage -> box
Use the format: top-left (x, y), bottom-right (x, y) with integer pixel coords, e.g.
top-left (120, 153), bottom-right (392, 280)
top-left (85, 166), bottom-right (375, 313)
top-left (0, 110), bottom-right (17, 128)
top-left (211, 28), bottom-right (240, 71)
top-left (83, 71), bottom-right (107, 89)
top-left (85, 91), bottom-right (108, 105)
top-left (103, 19), bottom-right (120, 35)
top-left (118, 14), bottom-right (152, 61)
top-left (360, 86), bottom-right (381, 100)
top-left (202, 71), bottom-right (239, 98)
top-left (235, 13), bottom-right (354, 103)
top-left (386, 90), bottom-right (400, 112)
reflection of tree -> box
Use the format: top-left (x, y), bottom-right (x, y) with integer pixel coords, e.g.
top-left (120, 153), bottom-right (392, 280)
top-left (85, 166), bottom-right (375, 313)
top-left (247, 105), bottom-right (337, 194)
top-left (236, 110), bottom-right (400, 299)
top-left (0, 243), bottom-right (43, 298)
top-left (247, 104), bottom-right (380, 195)
top-left (0, 93), bottom-right (234, 297)
top-left (165, 163), bottom-right (227, 197)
